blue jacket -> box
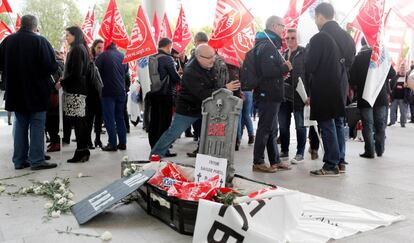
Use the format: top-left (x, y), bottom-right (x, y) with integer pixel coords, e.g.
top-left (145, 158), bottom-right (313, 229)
top-left (95, 43), bottom-right (129, 97)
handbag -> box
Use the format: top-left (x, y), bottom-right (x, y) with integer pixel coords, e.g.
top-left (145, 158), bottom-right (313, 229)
top-left (63, 92), bottom-right (86, 117)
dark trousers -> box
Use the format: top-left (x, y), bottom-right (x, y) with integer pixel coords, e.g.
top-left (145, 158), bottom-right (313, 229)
top-left (45, 112), bottom-right (60, 144)
top-left (193, 119), bottom-right (202, 138)
top-left (148, 94), bottom-right (173, 148)
top-left (124, 95), bottom-right (130, 132)
top-left (410, 103), bottom-right (414, 121)
top-left (63, 116), bottom-right (72, 143)
top-left (253, 102), bottom-right (281, 165)
top-left (318, 117), bottom-right (345, 170)
top-left (360, 106), bottom-right (387, 156)
top-left (309, 125), bottom-right (320, 150)
top-left (86, 94), bottom-right (102, 145)
top-left (66, 116), bottom-right (89, 151)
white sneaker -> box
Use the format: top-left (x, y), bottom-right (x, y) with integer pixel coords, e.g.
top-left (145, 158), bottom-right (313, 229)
top-left (290, 155), bottom-right (304, 164)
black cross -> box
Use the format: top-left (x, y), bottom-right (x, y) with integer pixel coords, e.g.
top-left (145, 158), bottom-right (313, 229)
top-left (197, 173), bottom-right (202, 182)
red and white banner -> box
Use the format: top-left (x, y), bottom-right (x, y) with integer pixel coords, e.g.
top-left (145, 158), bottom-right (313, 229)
top-left (232, 23), bottom-right (255, 61)
top-left (129, 61), bottom-right (138, 84)
top-left (172, 5), bottom-right (192, 53)
top-left (123, 6), bottom-right (157, 64)
top-left (353, 0), bottom-right (385, 48)
top-left (152, 11), bottom-right (160, 44)
top-left (160, 13), bottom-right (172, 40)
top-left (81, 7), bottom-right (95, 45)
top-left (15, 14), bottom-right (21, 32)
top-left (209, 0), bottom-right (254, 49)
top-left (384, 9), bottom-right (407, 66)
top-left (0, 20), bottom-right (12, 41)
top-left (0, 0), bottom-right (12, 13)
top-left (98, 0), bottom-right (129, 49)
top-left (217, 45), bottom-right (240, 67)
top-left (392, 0), bottom-right (414, 28)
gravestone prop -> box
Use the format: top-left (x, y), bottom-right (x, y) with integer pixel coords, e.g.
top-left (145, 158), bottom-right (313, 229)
top-left (199, 88), bottom-right (242, 186)
top-left (71, 169), bottom-right (155, 224)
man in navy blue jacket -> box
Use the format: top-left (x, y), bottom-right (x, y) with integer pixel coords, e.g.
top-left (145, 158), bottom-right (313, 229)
top-left (0, 15), bottom-right (58, 170)
top-left (147, 38), bottom-right (181, 157)
top-left (95, 43), bottom-right (129, 151)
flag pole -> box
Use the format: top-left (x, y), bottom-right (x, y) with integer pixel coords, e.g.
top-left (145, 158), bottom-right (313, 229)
top-left (340, 0), bottom-right (363, 26)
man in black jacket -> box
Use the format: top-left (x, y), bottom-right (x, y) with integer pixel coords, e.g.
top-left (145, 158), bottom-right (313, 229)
top-left (0, 15), bottom-right (58, 170)
top-left (151, 44), bottom-right (240, 158)
top-left (350, 39), bottom-right (394, 158)
top-left (147, 38), bottom-right (181, 157)
top-left (306, 3), bottom-right (355, 176)
top-left (252, 16), bottom-right (293, 173)
top-left (279, 28), bottom-right (307, 164)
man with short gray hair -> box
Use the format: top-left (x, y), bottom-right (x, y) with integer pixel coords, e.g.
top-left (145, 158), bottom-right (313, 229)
top-left (0, 15), bottom-right (58, 170)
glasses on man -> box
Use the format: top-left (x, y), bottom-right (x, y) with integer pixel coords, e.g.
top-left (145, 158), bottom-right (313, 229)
top-left (277, 23), bottom-right (285, 28)
top-left (285, 37), bottom-right (296, 40)
top-left (199, 54), bottom-right (215, 60)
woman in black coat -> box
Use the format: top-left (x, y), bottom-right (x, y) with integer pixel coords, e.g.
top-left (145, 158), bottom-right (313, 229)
top-left (55, 26), bottom-right (90, 163)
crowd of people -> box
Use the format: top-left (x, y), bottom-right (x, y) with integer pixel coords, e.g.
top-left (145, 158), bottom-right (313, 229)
top-left (1, 3), bottom-right (413, 177)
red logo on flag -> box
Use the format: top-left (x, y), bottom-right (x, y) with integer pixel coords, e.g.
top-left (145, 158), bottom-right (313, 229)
top-left (152, 11), bottom-right (160, 44)
top-left (209, 0), bottom-right (253, 49)
top-left (160, 13), bottom-right (172, 40)
top-left (81, 7), bottom-right (95, 45)
top-left (172, 5), bottom-right (192, 53)
top-left (354, 0), bottom-right (385, 47)
top-left (123, 6), bottom-right (157, 64)
top-left (232, 23), bottom-right (255, 61)
top-left (99, 0), bottom-right (129, 49)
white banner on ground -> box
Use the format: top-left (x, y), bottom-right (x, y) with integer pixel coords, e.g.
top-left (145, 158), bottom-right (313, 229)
top-left (193, 190), bottom-right (301, 243)
top-left (193, 186), bottom-right (404, 243)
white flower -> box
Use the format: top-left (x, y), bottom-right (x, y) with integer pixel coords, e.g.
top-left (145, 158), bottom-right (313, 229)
top-left (43, 180), bottom-right (49, 185)
top-left (51, 210), bottom-right (61, 218)
top-left (67, 200), bottom-right (75, 207)
top-left (54, 194), bottom-right (62, 199)
top-left (55, 179), bottom-right (63, 185)
top-left (59, 185), bottom-right (66, 192)
top-left (100, 231), bottom-right (112, 241)
top-left (57, 197), bottom-right (67, 205)
top-left (122, 155), bottom-right (129, 162)
top-left (77, 173), bottom-right (83, 178)
top-left (44, 202), bottom-right (53, 209)
top-left (123, 168), bottom-right (131, 177)
top-left (131, 164), bottom-right (137, 171)
top-left (0, 186), bottom-right (5, 193)
top-left (67, 192), bottom-right (74, 199)
top-left (20, 188), bottom-right (28, 194)
top-left (33, 187), bottom-right (43, 195)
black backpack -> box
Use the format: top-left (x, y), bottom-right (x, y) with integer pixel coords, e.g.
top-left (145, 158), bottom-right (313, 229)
top-left (86, 61), bottom-right (103, 97)
top-left (240, 47), bottom-right (260, 91)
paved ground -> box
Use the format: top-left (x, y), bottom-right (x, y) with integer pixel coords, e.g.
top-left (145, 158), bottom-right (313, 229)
top-left (0, 114), bottom-right (413, 243)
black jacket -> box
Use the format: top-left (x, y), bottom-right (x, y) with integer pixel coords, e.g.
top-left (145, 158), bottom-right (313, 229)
top-left (349, 46), bottom-right (392, 108)
top-left (175, 58), bottom-right (221, 117)
top-left (305, 21), bottom-right (355, 121)
top-left (0, 29), bottom-right (58, 112)
top-left (155, 49), bottom-right (181, 96)
top-left (61, 44), bottom-right (89, 95)
top-left (283, 46), bottom-right (307, 111)
top-left (95, 43), bottom-right (129, 97)
top-left (390, 74), bottom-right (410, 103)
top-left (254, 30), bottom-right (289, 103)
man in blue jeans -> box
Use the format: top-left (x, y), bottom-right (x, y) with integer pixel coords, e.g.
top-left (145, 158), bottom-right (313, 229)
top-left (0, 15), bottom-right (58, 170)
top-left (96, 43), bottom-right (129, 151)
top-left (350, 40), bottom-right (394, 158)
top-left (237, 90), bottom-right (255, 147)
top-left (151, 44), bottom-right (240, 157)
top-left (306, 3), bottom-right (355, 176)
top-left (279, 28), bottom-right (307, 164)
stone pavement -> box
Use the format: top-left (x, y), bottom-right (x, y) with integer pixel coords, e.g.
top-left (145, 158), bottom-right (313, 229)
top-left (0, 115), bottom-right (413, 243)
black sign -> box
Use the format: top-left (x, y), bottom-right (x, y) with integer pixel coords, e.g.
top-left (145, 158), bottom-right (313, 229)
top-left (71, 170), bottom-right (155, 224)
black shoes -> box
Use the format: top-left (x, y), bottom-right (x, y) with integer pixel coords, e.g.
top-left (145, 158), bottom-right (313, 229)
top-left (67, 150), bottom-right (90, 163)
top-left (45, 155), bottom-right (51, 160)
top-left (359, 153), bottom-right (375, 159)
top-left (187, 149), bottom-right (198, 158)
top-left (248, 135), bottom-right (255, 145)
top-left (102, 144), bottom-right (117, 152)
top-left (117, 144), bottom-right (127, 150)
top-left (15, 162), bottom-right (31, 170)
top-left (31, 162), bottom-right (57, 170)
top-left (165, 150), bottom-right (177, 157)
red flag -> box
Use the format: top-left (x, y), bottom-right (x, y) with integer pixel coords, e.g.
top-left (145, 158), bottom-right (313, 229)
top-left (300, 0), bottom-right (318, 15)
top-left (123, 6), bottom-right (157, 64)
top-left (0, 0), bottom-right (12, 13)
top-left (81, 7), bottom-right (95, 45)
top-left (15, 14), bottom-right (21, 31)
top-left (209, 0), bottom-right (254, 49)
top-left (392, 0), bottom-right (414, 28)
top-left (152, 11), bottom-right (160, 44)
top-left (99, 0), bottom-right (129, 49)
top-left (160, 13), bottom-right (172, 39)
top-left (384, 9), bottom-right (407, 66)
top-left (129, 61), bottom-right (138, 84)
top-left (353, 0), bottom-right (385, 48)
top-left (0, 21), bottom-right (12, 41)
top-left (284, 0), bottom-right (300, 28)
top-left (217, 45), bottom-right (240, 67)
top-left (232, 23), bottom-right (255, 61)
top-left (172, 5), bottom-right (192, 53)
